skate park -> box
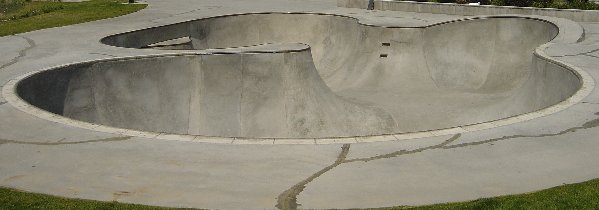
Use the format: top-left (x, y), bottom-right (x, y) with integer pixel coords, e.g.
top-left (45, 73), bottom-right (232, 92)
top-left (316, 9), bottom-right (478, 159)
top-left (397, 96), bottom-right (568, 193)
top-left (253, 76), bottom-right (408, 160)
top-left (1, 0), bottom-right (599, 209)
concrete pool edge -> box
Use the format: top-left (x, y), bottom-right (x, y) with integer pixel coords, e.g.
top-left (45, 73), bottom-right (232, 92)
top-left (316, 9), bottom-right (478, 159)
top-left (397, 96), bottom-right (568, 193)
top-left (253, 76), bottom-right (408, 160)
top-left (340, 0), bottom-right (599, 22)
top-left (99, 12), bottom-right (582, 49)
top-left (2, 14), bottom-right (594, 145)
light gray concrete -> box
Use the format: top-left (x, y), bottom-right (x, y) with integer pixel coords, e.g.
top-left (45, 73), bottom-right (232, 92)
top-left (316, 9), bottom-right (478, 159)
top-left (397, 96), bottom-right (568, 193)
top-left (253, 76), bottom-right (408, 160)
top-left (1, 0), bottom-right (599, 209)
top-left (339, 0), bottom-right (599, 22)
top-left (16, 13), bottom-right (583, 139)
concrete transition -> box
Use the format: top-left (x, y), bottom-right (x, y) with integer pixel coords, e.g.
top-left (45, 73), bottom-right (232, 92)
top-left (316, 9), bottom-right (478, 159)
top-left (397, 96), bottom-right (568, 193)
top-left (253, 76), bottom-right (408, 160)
top-left (17, 14), bottom-right (580, 138)
top-left (3, 0), bottom-right (599, 209)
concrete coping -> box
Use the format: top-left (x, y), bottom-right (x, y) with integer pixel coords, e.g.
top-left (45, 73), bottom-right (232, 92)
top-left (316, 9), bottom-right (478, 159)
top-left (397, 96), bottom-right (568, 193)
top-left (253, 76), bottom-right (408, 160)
top-left (100, 12), bottom-right (581, 47)
top-left (1, 14), bottom-right (594, 145)
top-left (202, 43), bottom-right (310, 54)
top-left (2, 54), bottom-right (593, 145)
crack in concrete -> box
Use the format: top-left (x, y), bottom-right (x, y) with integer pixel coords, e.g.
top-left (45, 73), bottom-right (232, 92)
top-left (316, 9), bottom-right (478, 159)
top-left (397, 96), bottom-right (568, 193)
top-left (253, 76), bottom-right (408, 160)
top-left (444, 118), bottom-right (599, 149)
top-left (583, 53), bottom-right (599, 59)
top-left (0, 35), bottom-right (36, 70)
top-left (575, 47), bottom-right (599, 56)
top-left (581, 101), bottom-right (599, 105)
top-left (275, 135), bottom-right (459, 209)
top-left (554, 49), bottom-right (599, 65)
top-left (549, 46), bottom-right (599, 58)
top-left (276, 144), bottom-right (350, 210)
top-left (89, 52), bottom-right (120, 58)
top-left (0, 101), bottom-right (6, 106)
top-left (0, 136), bottom-right (132, 146)
top-left (344, 134), bottom-right (461, 164)
top-left (275, 115), bottom-right (599, 209)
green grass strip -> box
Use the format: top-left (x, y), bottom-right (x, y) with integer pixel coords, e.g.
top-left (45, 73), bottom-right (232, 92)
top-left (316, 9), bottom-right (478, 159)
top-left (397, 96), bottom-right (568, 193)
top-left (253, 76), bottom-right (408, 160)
top-left (0, 0), bottom-right (146, 37)
top-left (0, 187), bottom-right (190, 209)
top-left (2, 178), bottom-right (599, 209)
top-left (388, 178), bottom-right (599, 209)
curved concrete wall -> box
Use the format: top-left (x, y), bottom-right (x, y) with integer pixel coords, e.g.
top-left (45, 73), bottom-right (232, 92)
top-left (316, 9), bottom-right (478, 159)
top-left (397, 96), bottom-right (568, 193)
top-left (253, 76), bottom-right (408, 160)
top-left (422, 18), bottom-right (557, 92)
top-left (178, 14), bottom-right (558, 90)
top-left (22, 14), bottom-right (581, 137)
top-left (17, 51), bottom-right (396, 138)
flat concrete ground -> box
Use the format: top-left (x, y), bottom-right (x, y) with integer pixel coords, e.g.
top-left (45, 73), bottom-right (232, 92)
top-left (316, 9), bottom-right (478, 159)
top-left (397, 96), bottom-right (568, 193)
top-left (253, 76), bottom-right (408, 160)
top-left (1, 0), bottom-right (599, 209)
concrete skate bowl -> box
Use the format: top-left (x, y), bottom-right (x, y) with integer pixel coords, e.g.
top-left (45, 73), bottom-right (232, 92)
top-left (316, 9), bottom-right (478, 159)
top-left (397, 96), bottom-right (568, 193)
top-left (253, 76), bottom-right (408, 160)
top-left (11, 13), bottom-right (585, 141)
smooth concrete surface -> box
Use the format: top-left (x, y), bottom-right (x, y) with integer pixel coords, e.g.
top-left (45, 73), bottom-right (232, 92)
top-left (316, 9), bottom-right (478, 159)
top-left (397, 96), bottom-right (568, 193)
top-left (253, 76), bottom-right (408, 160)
top-left (17, 50), bottom-right (395, 138)
top-left (339, 0), bottom-right (599, 22)
top-left (21, 14), bottom-right (580, 138)
top-left (1, 0), bottom-right (599, 209)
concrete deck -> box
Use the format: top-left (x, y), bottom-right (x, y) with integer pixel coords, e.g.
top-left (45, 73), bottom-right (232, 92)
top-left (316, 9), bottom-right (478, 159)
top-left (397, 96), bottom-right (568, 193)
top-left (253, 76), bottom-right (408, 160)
top-left (1, 0), bottom-right (599, 209)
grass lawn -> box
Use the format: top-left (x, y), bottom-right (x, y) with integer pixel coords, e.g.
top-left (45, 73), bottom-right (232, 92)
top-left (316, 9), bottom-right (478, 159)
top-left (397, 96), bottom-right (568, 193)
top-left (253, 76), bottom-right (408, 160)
top-left (1, 178), bottom-right (599, 209)
top-left (0, 187), bottom-right (186, 209)
top-left (401, 178), bottom-right (599, 209)
top-left (0, 0), bottom-right (146, 37)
